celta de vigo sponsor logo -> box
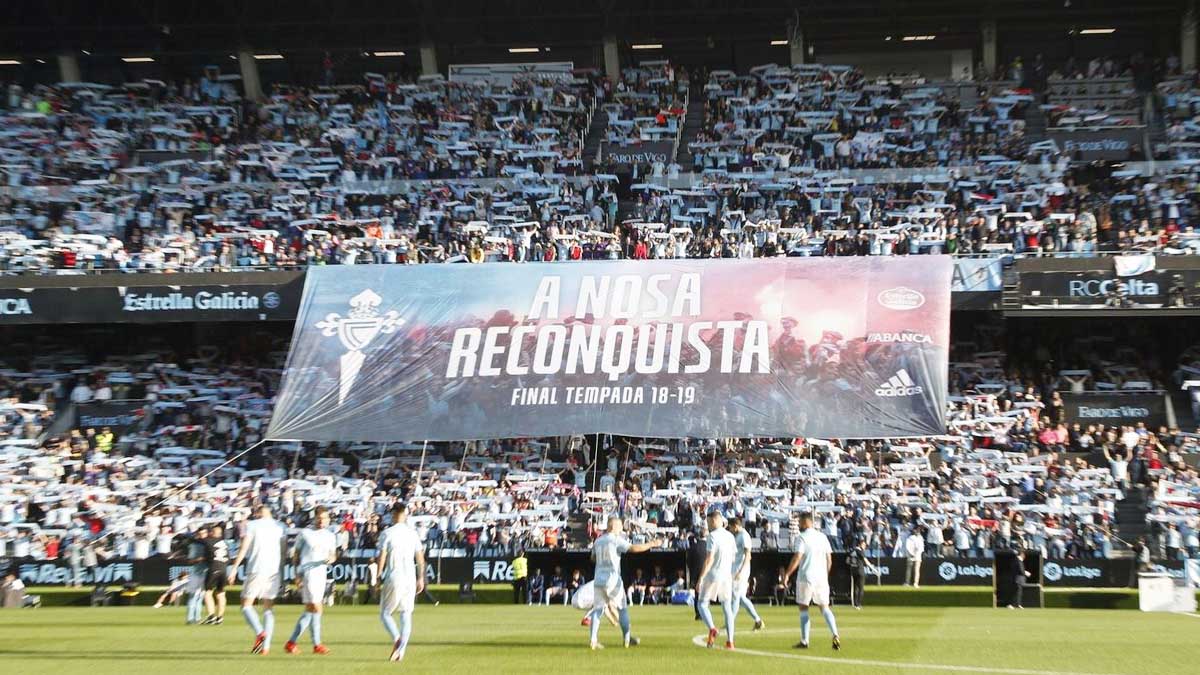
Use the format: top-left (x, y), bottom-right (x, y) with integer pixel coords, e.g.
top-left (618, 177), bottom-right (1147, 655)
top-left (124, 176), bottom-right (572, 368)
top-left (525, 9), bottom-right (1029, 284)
top-left (168, 565), bottom-right (194, 582)
top-left (18, 562), bottom-right (134, 585)
top-left (1067, 278), bottom-right (1159, 298)
top-left (473, 559), bottom-right (515, 582)
top-left (1063, 139), bottom-right (1130, 153)
top-left (1150, 563), bottom-right (1185, 580)
top-left (262, 291), bottom-right (281, 309)
top-left (1042, 562), bottom-right (1103, 583)
top-left (866, 331), bottom-right (932, 344)
top-left (0, 298), bottom-right (33, 315)
top-left (877, 287), bottom-right (925, 310)
top-left (1077, 405), bottom-right (1151, 419)
top-left (875, 369), bottom-right (923, 397)
top-left (231, 561), bottom-right (373, 583)
top-left (937, 561), bottom-right (991, 581)
top-left (608, 151), bottom-right (670, 165)
top-left (122, 290), bottom-right (269, 312)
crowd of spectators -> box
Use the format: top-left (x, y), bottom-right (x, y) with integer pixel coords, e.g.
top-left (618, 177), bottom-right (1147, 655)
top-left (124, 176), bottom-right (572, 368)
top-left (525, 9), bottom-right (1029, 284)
top-left (2, 62), bottom-right (1200, 273)
top-left (0, 59), bottom-right (1197, 576)
top-left (1, 326), bottom-right (1197, 571)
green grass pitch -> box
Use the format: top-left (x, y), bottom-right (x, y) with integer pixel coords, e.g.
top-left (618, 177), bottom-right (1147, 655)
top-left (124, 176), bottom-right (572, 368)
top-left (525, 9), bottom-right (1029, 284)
top-left (0, 603), bottom-right (1196, 674)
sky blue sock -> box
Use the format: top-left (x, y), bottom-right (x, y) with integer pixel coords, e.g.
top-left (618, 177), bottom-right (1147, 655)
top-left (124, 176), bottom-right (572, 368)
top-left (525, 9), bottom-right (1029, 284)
top-left (310, 612), bottom-right (323, 645)
top-left (801, 608), bottom-right (811, 644)
top-left (398, 610), bottom-right (413, 649)
top-left (698, 602), bottom-right (715, 631)
top-left (263, 609), bottom-right (275, 646)
top-left (722, 599), bottom-right (737, 644)
top-left (588, 607), bottom-right (602, 644)
top-left (381, 609), bottom-right (400, 642)
top-left (821, 605), bottom-right (839, 637)
top-left (741, 596), bottom-right (762, 622)
top-left (618, 607), bottom-right (631, 641)
top-left (187, 592), bottom-right (203, 622)
top-left (241, 606), bottom-right (263, 634)
top-left (289, 612), bottom-right (312, 643)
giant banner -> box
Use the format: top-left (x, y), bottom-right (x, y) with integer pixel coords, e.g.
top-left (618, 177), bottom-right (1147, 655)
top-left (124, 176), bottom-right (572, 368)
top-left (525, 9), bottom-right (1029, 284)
top-left (267, 258), bottom-right (951, 441)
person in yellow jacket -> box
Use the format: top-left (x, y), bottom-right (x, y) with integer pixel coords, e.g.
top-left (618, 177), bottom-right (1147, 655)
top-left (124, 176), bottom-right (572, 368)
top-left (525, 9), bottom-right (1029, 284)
top-left (512, 550), bottom-right (529, 604)
top-left (94, 427), bottom-right (114, 453)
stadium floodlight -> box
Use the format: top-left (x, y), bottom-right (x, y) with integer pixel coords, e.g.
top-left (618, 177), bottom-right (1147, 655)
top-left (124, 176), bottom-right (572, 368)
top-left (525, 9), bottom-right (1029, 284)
top-left (902, 35), bottom-right (936, 41)
top-left (373, 51), bottom-right (406, 57)
top-left (0, 59), bottom-right (20, 65)
top-left (253, 53), bottom-right (285, 60)
top-left (1079, 28), bottom-right (1116, 35)
top-left (632, 43), bottom-right (663, 50)
top-left (508, 47), bottom-right (541, 54)
top-left (121, 57), bottom-right (155, 63)
top-left (770, 40), bottom-right (788, 46)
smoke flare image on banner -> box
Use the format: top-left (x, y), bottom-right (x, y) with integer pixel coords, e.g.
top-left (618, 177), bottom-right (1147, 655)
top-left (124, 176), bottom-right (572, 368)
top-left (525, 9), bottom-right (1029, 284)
top-left (267, 257), bottom-right (951, 441)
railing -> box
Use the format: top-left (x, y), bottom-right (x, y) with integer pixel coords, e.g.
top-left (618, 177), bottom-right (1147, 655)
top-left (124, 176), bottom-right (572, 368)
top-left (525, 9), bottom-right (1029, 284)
top-left (4, 159), bottom-right (1199, 200)
top-left (0, 248), bottom-right (1191, 277)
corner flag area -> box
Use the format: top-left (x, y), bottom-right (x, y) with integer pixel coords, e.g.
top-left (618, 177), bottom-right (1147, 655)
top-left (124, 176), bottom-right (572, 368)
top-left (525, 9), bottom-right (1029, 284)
top-left (1, 603), bottom-right (1195, 674)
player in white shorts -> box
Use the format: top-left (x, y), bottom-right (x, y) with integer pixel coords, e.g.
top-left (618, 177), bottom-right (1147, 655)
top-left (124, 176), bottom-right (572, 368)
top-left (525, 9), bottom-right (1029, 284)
top-left (587, 516), bottom-right (663, 650)
top-left (728, 516), bottom-right (765, 632)
top-left (697, 510), bottom-right (738, 650)
top-left (784, 512), bottom-right (841, 651)
top-left (285, 506), bottom-right (338, 656)
top-left (377, 502), bottom-right (426, 662)
top-left (573, 580), bottom-right (622, 631)
top-left (227, 504), bottom-right (286, 655)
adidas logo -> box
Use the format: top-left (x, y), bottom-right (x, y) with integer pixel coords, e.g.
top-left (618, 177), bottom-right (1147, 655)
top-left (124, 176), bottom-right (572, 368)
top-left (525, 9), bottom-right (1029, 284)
top-left (875, 369), bottom-right (923, 397)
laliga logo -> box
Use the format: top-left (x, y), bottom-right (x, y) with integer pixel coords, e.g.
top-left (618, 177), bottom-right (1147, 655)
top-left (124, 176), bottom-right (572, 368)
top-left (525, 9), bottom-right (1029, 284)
top-left (1043, 562), bottom-right (1062, 582)
top-left (318, 289), bottom-right (403, 404)
top-left (938, 561), bottom-right (958, 581)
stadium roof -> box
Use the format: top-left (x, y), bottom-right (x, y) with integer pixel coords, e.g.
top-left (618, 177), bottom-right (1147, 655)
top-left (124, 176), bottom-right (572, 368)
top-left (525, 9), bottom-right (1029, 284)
top-left (0, 0), bottom-right (1186, 57)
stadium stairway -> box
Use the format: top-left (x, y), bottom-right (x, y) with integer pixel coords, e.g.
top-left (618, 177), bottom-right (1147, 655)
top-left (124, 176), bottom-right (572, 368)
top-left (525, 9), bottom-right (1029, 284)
top-left (582, 104), bottom-right (608, 170)
top-left (1001, 265), bottom-right (1022, 311)
top-left (1024, 105), bottom-right (1048, 144)
top-left (565, 511), bottom-right (592, 548)
top-left (1169, 391), bottom-right (1197, 431)
top-left (1115, 486), bottom-right (1149, 547)
top-left (674, 93), bottom-right (707, 168)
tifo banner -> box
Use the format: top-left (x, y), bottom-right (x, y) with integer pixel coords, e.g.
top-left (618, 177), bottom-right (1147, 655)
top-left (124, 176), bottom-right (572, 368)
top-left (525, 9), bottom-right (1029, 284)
top-left (267, 257), bottom-right (951, 441)
top-left (1047, 126), bottom-right (1143, 162)
top-left (600, 141), bottom-right (676, 167)
top-left (1060, 391), bottom-right (1168, 429)
top-left (951, 258), bottom-right (1003, 293)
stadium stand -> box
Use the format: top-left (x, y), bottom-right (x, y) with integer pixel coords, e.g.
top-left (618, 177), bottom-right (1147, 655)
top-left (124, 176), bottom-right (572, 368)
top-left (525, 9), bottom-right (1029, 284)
top-left (0, 2), bottom-right (1198, 610)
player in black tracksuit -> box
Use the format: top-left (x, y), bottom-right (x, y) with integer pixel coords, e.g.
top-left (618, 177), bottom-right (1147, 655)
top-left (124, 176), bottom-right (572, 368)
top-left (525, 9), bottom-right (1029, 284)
top-left (686, 532), bottom-right (706, 620)
top-left (200, 524), bottom-right (231, 624)
top-left (846, 539), bottom-right (868, 609)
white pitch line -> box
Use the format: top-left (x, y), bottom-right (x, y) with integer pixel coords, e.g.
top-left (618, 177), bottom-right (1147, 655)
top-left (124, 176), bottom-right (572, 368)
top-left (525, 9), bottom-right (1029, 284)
top-left (690, 635), bottom-right (1127, 675)
top-left (1175, 612), bottom-right (1200, 619)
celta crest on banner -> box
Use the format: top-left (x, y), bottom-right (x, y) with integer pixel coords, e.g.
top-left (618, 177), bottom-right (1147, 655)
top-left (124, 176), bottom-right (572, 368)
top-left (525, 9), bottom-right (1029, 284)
top-left (316, 289), bottom-right (403, 403)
